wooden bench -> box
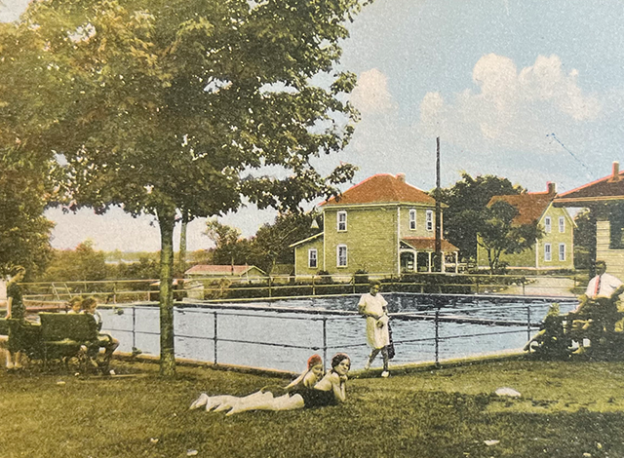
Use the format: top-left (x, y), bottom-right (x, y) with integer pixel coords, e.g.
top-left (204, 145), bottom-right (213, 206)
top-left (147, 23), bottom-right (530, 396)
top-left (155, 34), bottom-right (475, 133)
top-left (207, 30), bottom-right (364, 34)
top-left (39, 313), bottom-right (99, 367)
top-left (1, 314), bottom-right (114, 371)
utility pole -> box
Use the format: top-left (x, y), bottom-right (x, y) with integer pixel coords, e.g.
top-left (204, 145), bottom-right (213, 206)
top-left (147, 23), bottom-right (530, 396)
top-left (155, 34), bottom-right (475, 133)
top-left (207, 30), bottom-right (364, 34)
top-left (434, 137), bottom-right (442, 272)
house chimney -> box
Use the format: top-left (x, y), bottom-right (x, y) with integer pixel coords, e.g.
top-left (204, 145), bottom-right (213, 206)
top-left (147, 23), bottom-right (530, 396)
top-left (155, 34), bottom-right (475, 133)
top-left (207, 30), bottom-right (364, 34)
top-left (609, 161), bottom-right (620, 183)
top-left (547, 182), bottom-right (556, 194)
top-left (396, 173), bottom-right (406, 183)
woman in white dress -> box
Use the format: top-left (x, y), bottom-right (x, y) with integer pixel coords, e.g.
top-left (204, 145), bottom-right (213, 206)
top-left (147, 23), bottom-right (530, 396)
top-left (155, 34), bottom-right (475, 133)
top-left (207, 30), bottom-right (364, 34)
top-left (358, 280), bottom-right (390, 377)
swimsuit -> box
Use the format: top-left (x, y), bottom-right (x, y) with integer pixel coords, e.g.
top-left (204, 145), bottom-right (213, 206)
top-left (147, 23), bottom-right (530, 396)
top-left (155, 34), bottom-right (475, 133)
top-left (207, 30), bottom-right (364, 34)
top-left (291, 388), bottom-right (337, 408)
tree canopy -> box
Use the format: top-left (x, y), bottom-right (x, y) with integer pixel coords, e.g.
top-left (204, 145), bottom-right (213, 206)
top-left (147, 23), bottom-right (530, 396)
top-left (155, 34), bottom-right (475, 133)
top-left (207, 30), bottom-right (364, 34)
top-left (253, 211), bottom-right (319, 273)
top-left (44, 240), bottom-right (107, 282)
top-left (477, 200), bottom-right (543, 274)
top-left (17, 0), bottom-right (367, 375)
top-left (573, 209), bottom-right (596, 270)
top-left (0, 22), bottom-right (56, 276)
top-left (438, 173), bottom-right (524, 260)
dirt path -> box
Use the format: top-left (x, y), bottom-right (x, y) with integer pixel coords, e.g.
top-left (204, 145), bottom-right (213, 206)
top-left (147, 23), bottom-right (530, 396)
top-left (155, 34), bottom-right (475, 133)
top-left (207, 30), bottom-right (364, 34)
top-left (498, 276), bottom-right (577, 298)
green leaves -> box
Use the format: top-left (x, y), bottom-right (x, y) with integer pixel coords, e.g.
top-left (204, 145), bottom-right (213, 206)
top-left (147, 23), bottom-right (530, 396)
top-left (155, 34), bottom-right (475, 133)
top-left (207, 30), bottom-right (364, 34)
top-left (8, 0), bottom-right (369, 372)
top-left (477, 201), bottom-right (544, 274)
top-left (439, 173), bottom-right (524, 261)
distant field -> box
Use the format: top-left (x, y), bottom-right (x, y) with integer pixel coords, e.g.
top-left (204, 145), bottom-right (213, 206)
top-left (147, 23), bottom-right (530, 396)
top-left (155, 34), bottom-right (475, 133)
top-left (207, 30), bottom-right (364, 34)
top-left (1, 359), bottom-right (623, 458)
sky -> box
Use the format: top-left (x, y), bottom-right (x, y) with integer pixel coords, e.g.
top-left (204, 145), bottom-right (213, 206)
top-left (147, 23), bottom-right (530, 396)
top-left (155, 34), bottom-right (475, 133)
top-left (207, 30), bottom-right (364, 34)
top-left (2, 0), bottom-right (624, 252)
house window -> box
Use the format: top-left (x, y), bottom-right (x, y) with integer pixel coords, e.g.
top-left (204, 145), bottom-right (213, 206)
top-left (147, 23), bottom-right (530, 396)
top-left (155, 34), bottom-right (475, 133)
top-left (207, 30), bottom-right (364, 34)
top-left (609, 202), bottom-right (624, 249)
top-left (337, 211), bottom-right (347, 232)
top-left (409, 209), bottom-right (417, 230)
top-left (308, 249), bottom-right (318, 268)
top-left (337, 245), bottom-right (348, 267)
top-left (558, 216), bottom-right (565, 233)
top-left (544, 216), bottom-right (551, 233)
top-left (544, 243), bottom-right (552, 261)
top-left (426, 210), bottom-right (433, 231)
top-left (559, 243), bottom-right (566, 261)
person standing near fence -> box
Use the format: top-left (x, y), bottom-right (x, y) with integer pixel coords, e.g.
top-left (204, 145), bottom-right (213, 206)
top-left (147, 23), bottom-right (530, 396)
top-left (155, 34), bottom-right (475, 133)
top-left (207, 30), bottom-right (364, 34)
top-left (359, 280), bottom-right (390, 378)
top-left (5, 266), bottom-right (26, 369)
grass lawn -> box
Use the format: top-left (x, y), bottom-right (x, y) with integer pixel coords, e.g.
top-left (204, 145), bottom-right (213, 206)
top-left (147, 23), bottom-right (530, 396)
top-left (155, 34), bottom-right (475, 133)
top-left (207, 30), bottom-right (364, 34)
top-left (2, 358), bottom-right (624, 458)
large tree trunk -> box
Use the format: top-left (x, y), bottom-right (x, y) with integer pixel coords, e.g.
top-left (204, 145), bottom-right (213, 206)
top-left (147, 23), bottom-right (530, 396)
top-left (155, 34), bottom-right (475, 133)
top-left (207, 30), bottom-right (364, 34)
top-left (179, 210), bottom-right (188, 274)
top-left (157, 207), bottom-right (176, 377)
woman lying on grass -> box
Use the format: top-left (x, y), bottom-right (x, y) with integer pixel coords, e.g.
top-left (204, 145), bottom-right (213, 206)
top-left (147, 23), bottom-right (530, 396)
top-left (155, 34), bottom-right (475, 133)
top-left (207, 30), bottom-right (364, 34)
top-left (190, 353), bottom-right (325, 412)
top-left (189, 353), bottom-right (350, 416)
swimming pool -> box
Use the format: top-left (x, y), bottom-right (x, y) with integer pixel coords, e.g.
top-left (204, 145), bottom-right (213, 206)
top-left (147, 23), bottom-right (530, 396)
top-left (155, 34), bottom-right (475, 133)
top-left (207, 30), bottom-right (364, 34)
top-left (101, 294), bottom-right (578, 372)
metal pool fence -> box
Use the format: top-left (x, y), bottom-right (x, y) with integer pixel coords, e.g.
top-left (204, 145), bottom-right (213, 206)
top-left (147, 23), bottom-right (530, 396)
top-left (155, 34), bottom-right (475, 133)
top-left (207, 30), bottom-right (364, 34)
top-left (18, 271), bottom-right (583, 305)
top-left (94, 296), bottom-right (578, 372)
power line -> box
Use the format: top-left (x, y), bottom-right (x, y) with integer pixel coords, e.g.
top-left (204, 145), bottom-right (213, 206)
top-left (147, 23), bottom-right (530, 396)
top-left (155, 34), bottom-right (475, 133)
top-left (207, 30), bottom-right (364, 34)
top-left (546, 133), bottom-right (594, 180)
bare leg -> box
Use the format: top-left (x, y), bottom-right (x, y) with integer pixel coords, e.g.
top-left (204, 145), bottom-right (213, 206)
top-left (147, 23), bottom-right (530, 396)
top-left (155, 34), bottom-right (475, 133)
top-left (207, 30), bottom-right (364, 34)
top-left (366, 348), bottom-right (381, 368)
top-left (226, 393), bottom-right (305, 416)
top-left (381, 347), bottom-right (389, 372)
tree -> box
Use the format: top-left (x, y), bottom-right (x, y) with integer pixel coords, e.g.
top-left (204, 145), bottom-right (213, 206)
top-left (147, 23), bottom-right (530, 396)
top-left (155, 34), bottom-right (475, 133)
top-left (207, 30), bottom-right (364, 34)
top-left (438, 173), bottom-right (524, 261)
top-left (177, 210), bottom-right (189, 275)
top-left (253, 211), bottom-right (320, 273)
top-left (0, 23), bottom-right (56, 277)
top-left (44, 240), bottom-right (107, 282)
top-left (477, 201), bottom-right (544, 274)
top-left (574, 209), bottom-right (596, 270)
top-left (21, 0), bottom-right (362, 375)
top-left (204, 219), bottom-right (256, 268)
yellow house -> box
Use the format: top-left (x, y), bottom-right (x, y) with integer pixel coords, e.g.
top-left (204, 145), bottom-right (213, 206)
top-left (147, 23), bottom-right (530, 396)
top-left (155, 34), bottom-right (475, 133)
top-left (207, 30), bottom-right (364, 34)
top-left (477, 183), bottom-right (575, 270)
top-left (291, 173), bottom-right (458, 278)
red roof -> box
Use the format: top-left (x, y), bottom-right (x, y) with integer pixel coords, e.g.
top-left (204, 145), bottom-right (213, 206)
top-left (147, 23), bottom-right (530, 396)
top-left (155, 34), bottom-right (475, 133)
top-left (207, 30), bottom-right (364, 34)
top-left (402, 237), bottom-right (458, 252)
top-left (321, 174), bottom-right (436, 206)
top-left (556, 165), bottom-right (624, 204)
top-left (184, 265), bottom-right (264, 276)
top-left (487, 192), bottom-right (554, 225)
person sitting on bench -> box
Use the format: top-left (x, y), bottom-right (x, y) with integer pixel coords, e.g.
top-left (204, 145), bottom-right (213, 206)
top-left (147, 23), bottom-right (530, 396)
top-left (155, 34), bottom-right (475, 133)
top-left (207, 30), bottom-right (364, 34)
top-left (567, 260), bottom-right (624, 353)
top-left (66, 296), bottom-right (83, 314)
top-left (82, 297), bottom-right (119, 373)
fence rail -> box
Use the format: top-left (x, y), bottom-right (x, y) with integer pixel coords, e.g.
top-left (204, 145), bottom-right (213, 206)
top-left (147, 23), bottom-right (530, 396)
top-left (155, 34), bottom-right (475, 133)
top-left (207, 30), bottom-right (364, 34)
top-left (90, 296), bottom-right (574, 371)
top-left (15, 271), bottom-right (584, 306)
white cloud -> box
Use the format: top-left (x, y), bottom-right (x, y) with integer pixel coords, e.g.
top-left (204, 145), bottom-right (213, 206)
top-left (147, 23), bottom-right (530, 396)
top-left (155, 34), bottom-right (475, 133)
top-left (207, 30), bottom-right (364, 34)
top-left (419, 54), bottom-right (601, 154)
top-left (350, 68), bottom-right (396, 115)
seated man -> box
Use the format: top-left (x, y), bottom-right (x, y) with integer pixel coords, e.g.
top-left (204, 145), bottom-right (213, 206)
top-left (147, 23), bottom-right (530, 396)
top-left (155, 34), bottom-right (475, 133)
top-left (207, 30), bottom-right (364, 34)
top-left (566, 260), bottom-right (624, 352)
top-left (82, 297), bottom-right (119, 374)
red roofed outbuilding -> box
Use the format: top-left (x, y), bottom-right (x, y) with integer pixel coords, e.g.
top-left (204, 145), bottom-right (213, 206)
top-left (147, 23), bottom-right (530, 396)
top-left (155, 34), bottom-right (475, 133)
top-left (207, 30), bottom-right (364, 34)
top-left (291, 173), bottom-right (459, 278)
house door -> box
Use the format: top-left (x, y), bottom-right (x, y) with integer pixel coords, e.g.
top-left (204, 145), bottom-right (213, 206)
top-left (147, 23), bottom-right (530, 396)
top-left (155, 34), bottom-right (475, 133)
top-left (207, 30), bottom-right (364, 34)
top-left (400, 251), bottom-right (415, 272)
top-left (417, 252), bottom-right (430, 272)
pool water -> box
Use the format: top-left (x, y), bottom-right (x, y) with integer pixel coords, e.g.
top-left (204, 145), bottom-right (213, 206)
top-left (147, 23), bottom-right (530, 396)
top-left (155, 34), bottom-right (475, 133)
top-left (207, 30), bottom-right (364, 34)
top-left (101, 294), bottom-right (578, 373)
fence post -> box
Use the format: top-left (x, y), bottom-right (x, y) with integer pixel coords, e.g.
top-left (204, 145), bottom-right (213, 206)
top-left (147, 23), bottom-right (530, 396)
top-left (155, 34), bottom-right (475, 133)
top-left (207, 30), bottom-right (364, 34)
top-left (527, 306), bottom-right (532, 342)
top-left (322, 317), bottom-right (327, 373)
top-left (522, 278), bottom-right (526, 296)
top-left (113, 282), bottom-right (118, 304)
top-left (312, 276), bottom-right (316, 296)
top-left (434, 308), bottom-right (440, 366)
top-left (132, 306), bottom-right (137, 351)
top-left (268, 276), bottom-right (272, 299)
top-left (475, 277), bottom-right (480, 294)
top-left (213, 311), bottom-right (218, 365)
